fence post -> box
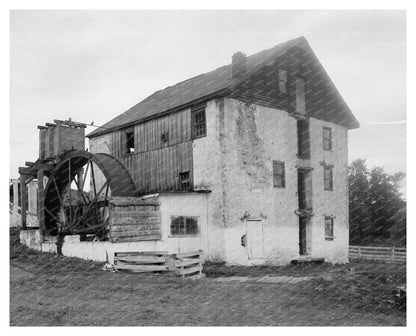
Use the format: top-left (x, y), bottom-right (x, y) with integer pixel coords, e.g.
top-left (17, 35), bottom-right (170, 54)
top-left (358, 246), bottom-right (361, 258)
top-left (391, 246), bottom-right (395, 263)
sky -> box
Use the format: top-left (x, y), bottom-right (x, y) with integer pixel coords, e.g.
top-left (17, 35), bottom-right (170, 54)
top-left (9, 10), bottom-right (407, 195)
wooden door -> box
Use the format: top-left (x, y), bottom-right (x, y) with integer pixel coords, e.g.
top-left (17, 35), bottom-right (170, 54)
top-left (247, 219), bottom-right (264, 260)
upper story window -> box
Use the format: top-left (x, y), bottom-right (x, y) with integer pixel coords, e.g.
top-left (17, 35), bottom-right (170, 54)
top-left (161, 131), bottom-right (169, 145)
top-left (192, 105), bottom-right (206, 139)
top-left (323, 127), bottom-right (332, 151)
top-left (278, 69), bottom-right (287, 93)
top-left (273, 161), bottom-right (285, 188)
top-left (325, 216), bottom-right (334, 241)
top-left (124, 128), bottom-right (135, 154)
top-left (170, 216), bottom-right (199, 237)
top-left (179, 171), bottom-right (191, 191)
top-left (296, 76), bottom-right (306, 114)
top-left (324, 166), bottom-right (333, 191)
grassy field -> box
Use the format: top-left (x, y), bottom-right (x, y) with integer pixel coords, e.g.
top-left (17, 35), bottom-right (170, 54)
top-left (10, 228), bottom-right (406, 326)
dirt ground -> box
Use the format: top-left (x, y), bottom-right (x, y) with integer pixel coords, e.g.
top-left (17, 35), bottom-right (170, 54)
top-left (10, 229), bottom-right (406, 326)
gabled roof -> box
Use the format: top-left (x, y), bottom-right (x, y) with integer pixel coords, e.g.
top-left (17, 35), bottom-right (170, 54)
top-left (88, 36), bottom-right (358, 138)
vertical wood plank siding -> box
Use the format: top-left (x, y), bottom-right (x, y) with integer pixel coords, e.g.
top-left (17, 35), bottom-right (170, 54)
top-left (110, 109), bottom-right (195, 195)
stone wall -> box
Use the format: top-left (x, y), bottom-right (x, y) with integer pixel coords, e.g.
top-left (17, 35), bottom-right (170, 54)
top-left (193, 97), bottom-right (349, 265)
top-left (192, 98), bottom-right (226, 261)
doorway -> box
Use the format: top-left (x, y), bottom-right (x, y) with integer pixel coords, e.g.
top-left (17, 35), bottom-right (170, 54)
top-left (246, 219), bottom-right (264, 260)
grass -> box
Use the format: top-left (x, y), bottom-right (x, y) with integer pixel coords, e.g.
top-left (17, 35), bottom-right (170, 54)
top-left (10, 228), bottom-right (406, 326)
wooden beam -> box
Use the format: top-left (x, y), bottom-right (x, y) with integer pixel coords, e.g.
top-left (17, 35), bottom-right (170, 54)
top-left (19, 174), bottom-right (27, 230)
top-left (25, 161), bottom-right (35, 167)
top-left (45, 123), bottom-right (56, 127)
top-left (37, 170), bottom-right (45, 238)
top-left (18, 167), bottom-right (37, 176)
top-left (37, 125), bottom-right (48, 130)
top-left (54, 119), bottom-right (87, 128)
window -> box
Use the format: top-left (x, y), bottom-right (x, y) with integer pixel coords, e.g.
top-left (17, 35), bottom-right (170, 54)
top-left (273, 161), bottom-right (285, 188)
top-left (161, 132), bottom-right (169, 145)
top-left (170, 216), bottom-right (199, 236)
top-left (278, 69), bottom-right (287, 93)
top-left (124, 129), bottom-right (135, 154)
top-left (179, 171), bottom-right (191, 191)
top-left (192, 105), bottom-right (206, 139)
top-left (325, 216), bottom-right (334, 240)
top-left (324, 166), bottom-right (333, 191)
top-left (296, 76), bottom-right (306, 114)
top-left (323, 127), bottom-right (332, 151)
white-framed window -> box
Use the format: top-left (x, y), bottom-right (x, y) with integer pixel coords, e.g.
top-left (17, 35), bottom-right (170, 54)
top-left (325, 216), bottom-right (334, 241)
top-left (324, 166), bottom-right (333, 191)
top-left (170, 216), bottom-right (199, 237)
top-left (323, 127), bottom-right (332, 151)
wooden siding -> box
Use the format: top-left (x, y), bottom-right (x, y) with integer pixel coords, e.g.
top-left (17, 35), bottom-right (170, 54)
top-left (109, 108), bottom-right (194, 195)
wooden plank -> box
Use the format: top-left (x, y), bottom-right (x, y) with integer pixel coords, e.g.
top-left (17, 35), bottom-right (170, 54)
top-left (178, 265), bottom-right (202, 276)
top-left (115, 251), bottom-right (169, 256)
top-left (175, 259), bottom-right (201, 267)
top-left (182, 108), bottom-right (191, 141)
top-left (359, 246), bottom-right (392, 251)
top-left (115, 256), bottom-right (167, 263)
top-left (115, 264), bottom-right (169, 272)
top-left (174, 250), bottom-right (202, 258)
top-left (110, 230), bottom-right (161, 238)
top-left (110, 235), bottom-right (161, 243)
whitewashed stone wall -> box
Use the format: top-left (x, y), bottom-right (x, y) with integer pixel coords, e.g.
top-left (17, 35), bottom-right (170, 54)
top-left (193, 97), bottom-right (349, 265)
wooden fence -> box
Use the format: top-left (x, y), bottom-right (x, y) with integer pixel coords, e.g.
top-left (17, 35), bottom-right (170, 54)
top-left (349, 245), bottom-right (406, 263)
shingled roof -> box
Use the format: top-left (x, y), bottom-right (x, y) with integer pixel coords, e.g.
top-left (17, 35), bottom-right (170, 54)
top-left (88, 36), bottom-right (358, 138)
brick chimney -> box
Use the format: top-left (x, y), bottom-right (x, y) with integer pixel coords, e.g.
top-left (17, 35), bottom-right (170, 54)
top-left (232, 51), bottom-right (247, 79)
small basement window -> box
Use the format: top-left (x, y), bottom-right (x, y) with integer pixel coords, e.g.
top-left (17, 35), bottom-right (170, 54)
top-left (170, 216), bottom-right (199, 236)
top-left (323, 127), bottom-right (332, 151)
top-left (325, 216), bottom-right (334, 241)
top-left (324, 166), bottom-right (333, 191)
top-left (179, 171), bottom-right (191, 191)
top-left (124, 129), bottom-right (135, 154)
top-left (273, 161), bottom-right (285, 188)
top-left (192, 105), bottom-right (206, 139)
top-left (278, 69), bottom-right (287, 93)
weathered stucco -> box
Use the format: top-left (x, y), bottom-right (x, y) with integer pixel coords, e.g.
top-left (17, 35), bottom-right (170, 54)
top-left (193, 97), bottom-right (349, 265)
top-left (19, 193), bottom-right (208, 263)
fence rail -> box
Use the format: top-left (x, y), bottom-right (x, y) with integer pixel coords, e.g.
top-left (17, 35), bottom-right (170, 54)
top-left (349, 245), bottom-right (406, 263)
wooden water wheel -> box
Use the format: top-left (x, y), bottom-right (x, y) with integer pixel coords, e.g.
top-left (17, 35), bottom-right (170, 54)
top-left (43, 150), bottom-right (137, 237)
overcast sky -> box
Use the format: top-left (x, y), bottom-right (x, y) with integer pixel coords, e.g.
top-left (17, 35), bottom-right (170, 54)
top-left (10, 10), bottom-right (406, 194)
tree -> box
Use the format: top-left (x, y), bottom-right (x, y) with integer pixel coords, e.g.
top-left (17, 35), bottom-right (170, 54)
top-left (348, 159), bottom-right (406, 246)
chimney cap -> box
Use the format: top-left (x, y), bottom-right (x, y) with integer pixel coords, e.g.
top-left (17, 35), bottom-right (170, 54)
top-left (232, 51), bottom-right (247, 79)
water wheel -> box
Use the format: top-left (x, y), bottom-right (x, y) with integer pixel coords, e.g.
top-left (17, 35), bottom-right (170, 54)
top-left (43, 150), bottom-right (137, 237)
